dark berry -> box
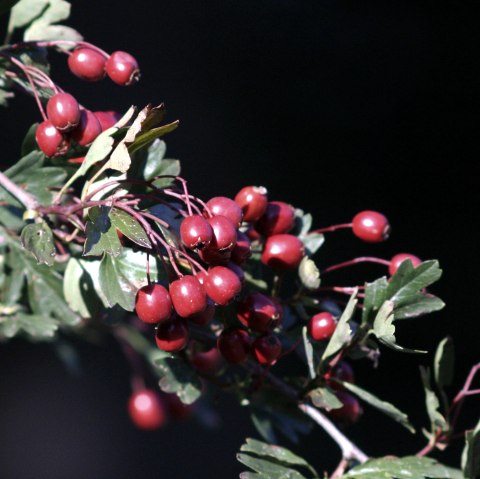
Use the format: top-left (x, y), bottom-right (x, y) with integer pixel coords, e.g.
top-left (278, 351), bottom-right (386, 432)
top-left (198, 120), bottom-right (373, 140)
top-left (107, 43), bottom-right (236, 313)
top-left (46, 92), bottom-right (81, 132)
top-left (326, 361), bottom-right (355, 391)
top-left (389, 253), bottom-right (421, 276)
top-left (226, 261), bottom-right (245, 285)
top-left (234, 186), bottom-right (268, 222)
top-left (155, 318), bottom-right (189, 352)
top-left (329, 391), bottom-right (362, 424)
top-left (217, 328), bottom-right (251, 363)
top-left (94, 110), bottom-right (121, 131)
top-left (206, 215), bottom-right (237, 251)
top-left (231, 230), bottom-right (252, 265)
top-left (164, 393), bottom-right (195, 421)
top-left (71, 109), bottom-right (102, 146)
top-left (206, 196), bottom-right (243, 227)
top-left (308, 312), bottom-right (337, 341)
top-left (180, 214), bottom-right (213, 249)
top-left (35, 120), bottom-right (66, 157)
top-left (68, 47), bottom-right (106, 82)
top-left (204, 266), bottom-right (242, 305)
top-left (191, 347), bottom-right (222, 373)
top-left (105, 51), bottom-right (140, 86)
top-left (352, 210), bottom-right (390, 243)
top-left (169, 275), bottom-right (207, 318)
top-left (135, 283), bottom-right (172, 324)
top-left (198, 246), bottom-right (231, 266)
top-left (261, 234), bottom-right (305, 270)
top-left (254, 201), bottom-right (295, 237)
top-left (253, 333), bottom-right (282, 365)
top-left (189, 298), bottom-right (216, 326)
top-left (128, 389), bottom-right (166, 430)
top-left (237, 292), bottom-right (281, 332)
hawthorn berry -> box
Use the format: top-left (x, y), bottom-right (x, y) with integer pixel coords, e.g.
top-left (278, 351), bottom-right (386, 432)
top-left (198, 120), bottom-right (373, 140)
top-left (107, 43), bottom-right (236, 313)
top-left (94, 110), bottom-right (121, 131)
top-left (71, 109), bottom-right (102, 146)
top-left (105, 51), bottom-right (140, 86)
top-left (46, 92), bottom-right (81, 132)
top-left (35, 120), bottom-right (66, 157)
top-left (226, 261), bottom-right (245, 285)
top-left (234, 185), bottom-right (268, 222)
top-left (308, 312), bottom-right (337, 341)
top-left (155, 318), bottom-right (189, 352)
top-left (389, 253), bottom-right (421, 276)
top-left (329, 391), bottom-right (362, 424)
top-left (206, 215), bottom-right (237, 252)
top-left (253, 333), bottom-right (282, 365)
top-left (169, 275), bottom-right (207, 318)
top-left (180, 214), bottom-right (213, 249)
top-left (206, 196), bottom-right (243, 227)
top-left (254, 201), bottom-right (295, 237)
top-left (127, 389), bottom-right (167, 430)
top-left (352, 210), bottom-right (390, 243)
top-left (217, 328), bottom-right (251, 364)
top-left (204, 265), bottom-right (242, 305)
top-left (189, 298), bottom-right (216, 326)
top-left (237, 291), bottom-right (281, 332)
top-left (326, 361), bottom-right (355, 391)
top-left (230, 230), bottom-right (252, 265)
top-left (261, 234), bottom-right (305, 270)
top-left (135, 283), bottom-right (172, 324)
top-left (68, 47), bottom-right (106, 82)
top-left (191, 347), bottom-right (223, 373)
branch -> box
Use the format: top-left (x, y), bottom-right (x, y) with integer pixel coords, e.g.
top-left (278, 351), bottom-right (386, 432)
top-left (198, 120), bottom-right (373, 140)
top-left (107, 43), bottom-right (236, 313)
top-left (0, 170), bottom-right (38, 211)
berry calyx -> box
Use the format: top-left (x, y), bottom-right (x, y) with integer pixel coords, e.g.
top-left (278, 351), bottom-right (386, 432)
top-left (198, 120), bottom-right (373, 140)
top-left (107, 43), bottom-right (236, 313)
top-left (67, 47), bottom-right (107, 82)
top-left (204, 265), bottom-right (242, 305)
top-left (105, 51), bottom-right (140, 86)
top-left (308, 312), bottom-right (337, 341)
top-left (206, 196), bottom-right (243, 227)
top-left (253, 333), bottom-right (282, 365)
top-left (35, 120), bottom-right (66, 157)
top-left (180, 214), bottom-right (213, 249)
top-left (135, 283), bottom-right (172, 324)
top-left (352, 210), bottom-right (390, 243)
top-left (169, 275), bottom-right (207, 318)
top-left (389, 253), bottom-right (422, 276)
top-left (261, 234), bottom-right (305, 270)
top-left (254, 201), bottom-right (295, 237)
top-left (127, 389), bottom-right (166, 430)
top-left (71, 109), bottom-right (102, 146)
top-left (237, 291), bottom-right (281, 332)
top-left (155, 318), bottom-right (189, 352)
top-left (234, 185), bottom-right (268, 222)
top-left (217, 328), bottom-right (251, 364)
top-left (46, 92), bottom-right (81, 132)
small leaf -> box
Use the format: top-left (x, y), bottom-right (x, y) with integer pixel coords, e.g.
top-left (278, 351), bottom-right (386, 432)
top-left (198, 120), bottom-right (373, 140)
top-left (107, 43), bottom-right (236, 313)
top-left (0, 313), bottom-right (58, 339)
top-left (20, 221), bottom-right (55, 266)
top-left (83, 206), bottom-right (122, 257)
top-left (237, 454), bottom-right (308, 479)
top-left (461, 417), bottom-right (480, 479)
top-left (109, 208), bottom-right (151, 248)
top-left (307, 387), bottom-right (343, 412)
top-left (393, 294), bottom-right (445, 320)
top-left (302, 326), bottom-right (316, 380)
top-left (151, 159), bottom-right (181, 188)
top-left (24, 22), bottom-right (82, 41)
top-left (298, 257), bottom-right (320, 291)
top-left (420, 366), bottom-right (449, 432)
top-left (0, 0), bottom-right (20, 17)
top-left (8, 0), bottom-right (48, 29)
top-left (301, 232), bottom-right (324, 256)
top-left (362, 276), bottom-right (388, 325)
top-left (434, 336), bottom-right (454, 389)
top-left (128, 121), bottom-right (180, 155)
top-left (339, 380), bottom-right (415, 433)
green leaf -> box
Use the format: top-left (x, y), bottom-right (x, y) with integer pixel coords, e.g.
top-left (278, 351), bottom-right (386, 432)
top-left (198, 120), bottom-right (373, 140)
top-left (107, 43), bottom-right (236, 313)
top-left (301, 232), bottom-right (324, 256)
top-left (362, 276), bottom-right (388, 325)
top-left (24, 22), bottom-right (82, 41)
top-left (302, 326), bottom-right (316, 380)
top-left (461, 417), bottom-right (480, 479)
top-left (109, 207), bottom-right (151, 249)
top-left (98, 248), bottom-right (161, 311)
top-left (34, 0), bottom-right (70, 24)
top-left (0, 313), bottom-right (58, 339)
top-left (341, 456), bottom-right (463, 479)
top-left (393, 295), bottom-right (445, 320)
top-left (128, 121), bottom-right (180, 156)
top-left (8, 0), bottom-right (48, 30)
top-left (420, 366), bottom-right (449, 432)
top-left (151, 159), bottom-right (181, 188)
top-left (83, 206), bottom-right (122, 257)
top-left (20, 221), bottom-right (55, 266)
top-left (298, 257), bottom-right (320, 291)
top-left (434, 336), bottom-right (454, 390)
top-left (321, 290), bottom-right (357, 362)
top-left (237, 454), bottom-right (308, 479)
top-left (307, 387), bottom-right (343, 412)
top-left (154, 356), bottom-right (202, 405)
top-left (338, 380), bottom-right (415, 433)
top-left (21, 123), bottom-right (39, 156)
top-left (0, 0), bottom-right (20, 17)
top-left (142, 139), bottom-right (167, 179)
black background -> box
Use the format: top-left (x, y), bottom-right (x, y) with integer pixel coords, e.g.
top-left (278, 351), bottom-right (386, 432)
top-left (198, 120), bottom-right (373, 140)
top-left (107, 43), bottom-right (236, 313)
top-left (0, 1), bottom-right (479, 478)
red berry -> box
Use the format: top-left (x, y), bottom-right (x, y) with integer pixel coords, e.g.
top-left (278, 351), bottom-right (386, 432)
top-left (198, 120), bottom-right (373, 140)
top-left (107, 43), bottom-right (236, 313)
top-left (308, 312), bottom-right (337, 341)
top-left (198, 246), bottom-right (231, 266)
top-left (234, 186), bottom-right (268, 222)
top-left (261, 234), bottom-right (305, 270)
top-left (254, 201), bottom-right (295, 237)
top-left (169, 275), bottom-right (207, 318)
top-left (135, 283), bottom-right (172, 324)
top-left (217, 328), bottom-right (251, 364)
top-left (105, 51), bottom-right (140, 86)
top-left (155, 318), bottom-right (189, 352)
top-left (231, 230), bottom-right (252, 265)
top-left (94, 110), bottom-right (121, 131)
top-left (389, 253), bottom-right (421, 276)
top-left (204, 266), bottom-right (242, 305)
top-left (253, 333), bottom-right (282, 364)
top-left (180, 214), bottom-right (213, 249)
top-left (191, 347), bottom-right (222, 373)
top-left (329, 391), bottom-right (362, 424)
top-left (164, 393), bottom-right (194, 420)
top-left (35, 120), bottom-right (66, 157)
top-left (71, 109), bottom-right (102, 146)
top-left (206, 196), bottom-right (243, 227)
top-left (226, 261), bottom-right (245, 285)
top-left (326, 361), bottom-right (355, 391)
top-left (206, 215), bottom-right (237, 251)
top-left (237, 292), bottom-right (282, 332)
top-left (352, 210), bottom-right (390, 243)
top-left (68, 47), bottom-right (106, 82)
top-left (46, 92), bottom-right (81, 132)
top-left (128, 389), bottom-right (166, 430)
top-left (189, 298), bottom-right (216, 326)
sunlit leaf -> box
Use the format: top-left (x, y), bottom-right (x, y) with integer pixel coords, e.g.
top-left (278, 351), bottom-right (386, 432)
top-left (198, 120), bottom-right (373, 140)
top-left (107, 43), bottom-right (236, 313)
top-left (109, 207), bottom-right (151, 248)
top-left (20, 221), bottom-right (55, 266)
top-left (298, 256), bottom-right (320, 291)
top-left (83, 206), bottom-right (122, 257)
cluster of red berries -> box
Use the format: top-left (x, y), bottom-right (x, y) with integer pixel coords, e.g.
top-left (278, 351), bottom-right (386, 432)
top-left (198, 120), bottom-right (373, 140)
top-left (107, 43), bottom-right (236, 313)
top-left (34, 47), bottom-right (138, 157)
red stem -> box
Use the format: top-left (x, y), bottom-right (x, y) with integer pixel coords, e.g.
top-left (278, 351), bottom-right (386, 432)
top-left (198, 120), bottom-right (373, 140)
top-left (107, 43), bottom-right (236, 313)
top-left (321, 257), bottom-right (391, 275)
top-left (309, 223), bottom-right (352, 234)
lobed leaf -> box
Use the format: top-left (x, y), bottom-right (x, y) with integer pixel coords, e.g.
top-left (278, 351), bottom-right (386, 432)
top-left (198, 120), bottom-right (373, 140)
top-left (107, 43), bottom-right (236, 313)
top-left (237, 454), bottom-right (309, 479)
top-left (20, 221), bottom-right (55, 266)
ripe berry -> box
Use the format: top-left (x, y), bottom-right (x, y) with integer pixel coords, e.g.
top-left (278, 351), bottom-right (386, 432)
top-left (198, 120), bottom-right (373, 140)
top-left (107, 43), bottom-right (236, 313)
top-left (254, 201), bottom-right (295, 237)
top-left (105, 51), bottom-right (140, 86)
top-left (71, 109), bottom-right (102, 146)
top-left (128, 389), bottom-right (166, 430)
top-left (189, 298), bottom-right (216, 326)
top-left (234, 185), bottom-right (268, 222)
top-left (155, 318), bottom-right (189, 352)
top-left (94, 110), bottom-right (121, 131)
top-left (206, 215), bottom-right (237, 251)
top-left (308, 312), bottom-right (337, 341)
top-left (135, 283), bottom-right (172, 324)
top-left (329, 391), bottom-right (362, 424)
top-left (217, 328), bottom-right (251, 364)
top-left (261, 234), bottom-right (305, 270)
top-left (46, 92), bottom-right (81, 132)
top-left (204, 266), bottom-right (242, 305)
top-left (389, 253), bottom-right (421, 276)
top-left (206, 196), bottom-right (243, 227)
top-left (35, 120), bottom-right (65, 157)
top-left (253, 333), bottom-right (282, 365)
top-left (169, 275), bottom-right (207, 318)
top-left (352, 210), bottom-right (390, 243)
top-left (237, 292), bottom-right (282, 332)
top-left (226, 261), bottom-right (245, 285)
top-left (198, 246), bottom-right (231, 266)
top-left (191, 347), bottom-right (222, 373)
top-left (231, 231), bottom-right (252, 265)
top-left (68, 47), bottom-right (106, 82)
top-left (180, 215), bottom-right (213, 249)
